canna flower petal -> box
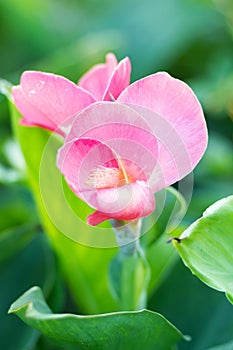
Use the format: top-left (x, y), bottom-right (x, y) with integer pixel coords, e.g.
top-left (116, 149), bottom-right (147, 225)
top-left (78, 53), bottom-right (118, 100)
top-left (78, 53), bottom-right (131, 101)
top-left (117, 72), bottom-right (208, 190)
top-left (87, 181), bottom-right (155, 226)
top-left (102, 57), bottom-right (131, 101)
top-left (12, 71), bottom-right (95, 134)
top-left (57, 137), bottom-right (155, 224)
top-left (66, 102), bottom-right (159, 182)
top-left (12, 54), bottom-right (131, 135)
top-left (57, 137), bottom-right (115, 198)
top-left (66, 101), bottom-right (149, 142)
top-left (12, 86), bottom-right (56, 132)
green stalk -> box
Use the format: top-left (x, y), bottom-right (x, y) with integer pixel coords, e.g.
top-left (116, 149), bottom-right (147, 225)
top-left (109, 219), bottom-right (151, 311)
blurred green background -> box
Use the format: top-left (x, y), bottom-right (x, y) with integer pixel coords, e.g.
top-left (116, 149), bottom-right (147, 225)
top-left (0, 0), bottom-right (233, 349)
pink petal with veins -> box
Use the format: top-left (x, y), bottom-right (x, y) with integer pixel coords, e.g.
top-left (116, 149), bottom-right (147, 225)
top-left (12, 71), bottom-right (95, 134)
top-left (78, 53), bottom-right (118, 100)
top-left (118, 72), bottom-right (208, 189)
top-left (66, 101), bottom-right (150, 142)
top-left (66, 102), bottom-right (159, 182)
top-left (12, 86), bottom-right (57, 132)
top-left (87, 181), bottom-right (155, 226)
top-left (103, 57), bottom-right (131, 101)
top-left (57, 137), bottom-right (115, 198)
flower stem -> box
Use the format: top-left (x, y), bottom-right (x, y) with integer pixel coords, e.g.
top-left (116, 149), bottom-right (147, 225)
top-left (109, 219), bottom-right (151, 311)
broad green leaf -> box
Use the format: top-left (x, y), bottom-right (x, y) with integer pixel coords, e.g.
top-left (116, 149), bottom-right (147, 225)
top-left (173, 195), bottom-right (233, 304)
top-left (9, 286), bottom-right (184, 350)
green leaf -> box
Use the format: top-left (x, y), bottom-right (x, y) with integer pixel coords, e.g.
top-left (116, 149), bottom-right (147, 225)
top-left (173, 195), bottom-right (233, 304)
top-left (9, 286), bottom-right (184, 350)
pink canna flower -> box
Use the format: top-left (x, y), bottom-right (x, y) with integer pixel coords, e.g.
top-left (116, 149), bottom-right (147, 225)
top-left (57, 70), bottom-right (208, 225)
top-left (11, 53), bottom-right (131, 135)
top-left (12, 53), bottom-right (208, 225)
